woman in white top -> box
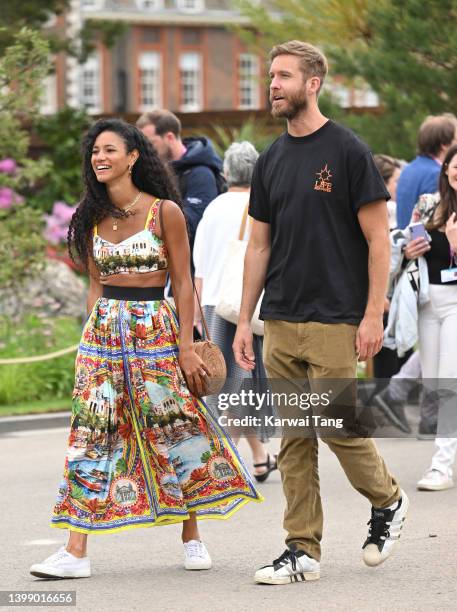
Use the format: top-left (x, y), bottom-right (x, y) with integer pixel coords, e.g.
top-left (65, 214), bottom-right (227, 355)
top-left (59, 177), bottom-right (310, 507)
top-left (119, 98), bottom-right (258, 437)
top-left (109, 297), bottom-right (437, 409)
top-left (193, 142), bottom-right (277, 482)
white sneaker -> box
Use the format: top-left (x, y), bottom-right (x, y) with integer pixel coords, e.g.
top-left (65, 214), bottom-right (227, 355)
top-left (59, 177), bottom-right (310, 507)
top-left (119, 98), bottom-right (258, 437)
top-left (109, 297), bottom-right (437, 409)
top-left (417, 469), bottom-right (454, 491)
top-left (362, 490), bottom-right (409, 567)
top-left (254, 548), bottom-right (320, 585)
top-left (183, 540), bottom-right (212, 570)
top-left (30, 547), bottom-right (91, 579)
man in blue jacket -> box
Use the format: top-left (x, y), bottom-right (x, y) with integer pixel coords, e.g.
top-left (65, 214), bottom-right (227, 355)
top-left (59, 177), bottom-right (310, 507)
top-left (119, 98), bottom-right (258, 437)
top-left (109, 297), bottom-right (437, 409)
top-left (137, 109), bottom-right (223, 252)
top-left (396, 113), bottom-right (457, 229)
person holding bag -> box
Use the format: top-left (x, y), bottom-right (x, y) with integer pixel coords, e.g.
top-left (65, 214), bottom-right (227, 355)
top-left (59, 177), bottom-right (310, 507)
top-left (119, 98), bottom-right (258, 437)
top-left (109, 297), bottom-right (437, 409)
top-left (193, 141), bottom-right (277, 482)
top-left (29, 120), bottom-right (262, 580)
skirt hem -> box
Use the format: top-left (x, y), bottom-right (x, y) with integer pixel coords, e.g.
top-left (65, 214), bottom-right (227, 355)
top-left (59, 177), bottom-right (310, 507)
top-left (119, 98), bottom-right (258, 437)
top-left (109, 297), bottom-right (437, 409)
top-left (50, 493), bottom-right (263, 534)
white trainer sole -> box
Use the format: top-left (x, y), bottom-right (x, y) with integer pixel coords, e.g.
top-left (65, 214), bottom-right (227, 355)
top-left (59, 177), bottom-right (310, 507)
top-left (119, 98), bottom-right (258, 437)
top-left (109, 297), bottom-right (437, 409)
top-left (417, 480), bottom-right (454, 491)
top-left (30, 565), bottom-right (91, 579)
top-left (363, 493), bottom-right (409, 567)
top-left (184, 561), bottom-right (212, 571)
top-left (255, 571), bottom-right (320, 585)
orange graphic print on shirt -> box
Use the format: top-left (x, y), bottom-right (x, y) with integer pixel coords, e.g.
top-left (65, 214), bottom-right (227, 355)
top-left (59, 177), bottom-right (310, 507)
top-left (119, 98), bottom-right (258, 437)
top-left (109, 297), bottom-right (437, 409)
top-left (314, 164), bottom-right (333, 193)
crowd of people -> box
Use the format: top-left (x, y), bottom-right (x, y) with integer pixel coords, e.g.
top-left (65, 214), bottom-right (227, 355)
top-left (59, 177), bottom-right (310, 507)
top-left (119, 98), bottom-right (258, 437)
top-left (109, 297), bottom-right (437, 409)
top-left (28, 39), bottom-right (457, 586)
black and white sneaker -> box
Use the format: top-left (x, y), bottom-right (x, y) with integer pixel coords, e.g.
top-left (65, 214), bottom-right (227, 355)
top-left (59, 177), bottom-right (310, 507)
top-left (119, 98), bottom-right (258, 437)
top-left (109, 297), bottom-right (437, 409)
top-left (254, 547), bottom-right (320, 585)
top-left (362, 489), bottom-right (409, 566)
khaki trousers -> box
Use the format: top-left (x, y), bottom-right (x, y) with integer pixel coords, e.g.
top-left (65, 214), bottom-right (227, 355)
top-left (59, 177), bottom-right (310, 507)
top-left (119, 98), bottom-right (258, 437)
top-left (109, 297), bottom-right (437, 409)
top-left (263, 320), bottom-right (400, 561)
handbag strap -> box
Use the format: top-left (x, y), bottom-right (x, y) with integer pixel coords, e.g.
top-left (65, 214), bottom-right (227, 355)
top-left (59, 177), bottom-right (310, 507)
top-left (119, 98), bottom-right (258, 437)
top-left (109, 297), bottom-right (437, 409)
top-left (238, 203), bottom-right (250, 241)
top-left (159, 199), bottom-right (212, 342)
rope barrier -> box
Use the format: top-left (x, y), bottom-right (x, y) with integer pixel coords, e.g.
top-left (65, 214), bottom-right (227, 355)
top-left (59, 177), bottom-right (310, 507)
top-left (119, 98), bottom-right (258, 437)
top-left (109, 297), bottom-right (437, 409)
top-left (0, 344), bottom-right (79, 365)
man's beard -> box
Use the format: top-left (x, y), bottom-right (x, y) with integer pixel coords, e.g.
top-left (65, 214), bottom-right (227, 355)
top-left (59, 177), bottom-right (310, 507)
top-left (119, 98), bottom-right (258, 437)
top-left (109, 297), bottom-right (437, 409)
top-left (270, 90), bottom-right (308, 119)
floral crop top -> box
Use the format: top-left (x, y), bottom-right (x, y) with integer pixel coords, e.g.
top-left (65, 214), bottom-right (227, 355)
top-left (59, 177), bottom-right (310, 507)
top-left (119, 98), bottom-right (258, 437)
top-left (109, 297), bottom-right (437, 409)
top-left (92, 198), bottom-right (168, 278)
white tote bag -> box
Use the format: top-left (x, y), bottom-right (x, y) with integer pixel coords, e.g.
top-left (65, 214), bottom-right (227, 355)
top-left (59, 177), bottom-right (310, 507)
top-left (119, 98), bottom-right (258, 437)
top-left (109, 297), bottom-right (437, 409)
top-left (215, 204), bottom-right (264, 336)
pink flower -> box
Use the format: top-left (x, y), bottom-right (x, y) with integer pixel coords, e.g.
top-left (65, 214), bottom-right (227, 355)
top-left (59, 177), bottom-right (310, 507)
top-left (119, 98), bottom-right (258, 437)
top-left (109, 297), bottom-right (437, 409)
top-left (0, 187), bottom-right (14, 209)
top-left (0, 158), bottom-right (17, 175)
top-left (53, 201), bottom-right (77, 223)
top-left (43, 201), bottom-right (76, 244)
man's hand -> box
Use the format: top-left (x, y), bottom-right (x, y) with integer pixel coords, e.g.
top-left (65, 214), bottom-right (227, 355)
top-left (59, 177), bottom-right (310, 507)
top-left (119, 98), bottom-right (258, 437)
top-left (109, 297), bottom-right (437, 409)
top-left (356, 314), bottom-right (384, 361)
top-left (233, 322), bottom-right (256, 371)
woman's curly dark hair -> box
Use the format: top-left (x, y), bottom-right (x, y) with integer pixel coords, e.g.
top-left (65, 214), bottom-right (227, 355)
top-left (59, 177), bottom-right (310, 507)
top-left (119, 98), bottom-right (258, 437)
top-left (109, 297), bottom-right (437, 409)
top-left (68, 118), bottom-right (182, 268)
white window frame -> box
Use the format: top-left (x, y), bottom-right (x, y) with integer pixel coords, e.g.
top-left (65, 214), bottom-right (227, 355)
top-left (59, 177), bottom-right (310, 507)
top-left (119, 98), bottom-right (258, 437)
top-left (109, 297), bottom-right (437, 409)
top-left (81, 0), bottom-right (104, 10)
top-left (139, 51), bottom-right (162, 111)
top-left (80, 55), bottom-right (102, 114)
top-left (179, 52), bottom-right (202, 112)
top-left (135, 0), bottom-right (164, 9)
top-left (40, 73), bottom-right (58, 115)
top-left (238, 53), bottom-right (260, 110)
top-left (177, 0), bottom-right (204, 12)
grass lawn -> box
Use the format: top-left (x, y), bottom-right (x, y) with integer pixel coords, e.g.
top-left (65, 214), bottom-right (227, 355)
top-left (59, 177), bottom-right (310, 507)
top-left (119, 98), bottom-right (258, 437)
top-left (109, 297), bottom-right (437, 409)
top-left (0, 398), bottom-right (71, 417)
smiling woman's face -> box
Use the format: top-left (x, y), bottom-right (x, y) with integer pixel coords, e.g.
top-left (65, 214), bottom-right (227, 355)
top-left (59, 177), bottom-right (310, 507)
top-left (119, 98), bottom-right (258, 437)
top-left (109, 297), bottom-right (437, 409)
top-left (91, 131), bottom-right (136, 183)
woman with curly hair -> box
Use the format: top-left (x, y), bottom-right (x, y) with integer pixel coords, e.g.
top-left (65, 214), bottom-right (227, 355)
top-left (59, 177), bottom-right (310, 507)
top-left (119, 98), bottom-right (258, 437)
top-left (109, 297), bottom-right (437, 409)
top-left (30, 119), bottom-right (262, 580)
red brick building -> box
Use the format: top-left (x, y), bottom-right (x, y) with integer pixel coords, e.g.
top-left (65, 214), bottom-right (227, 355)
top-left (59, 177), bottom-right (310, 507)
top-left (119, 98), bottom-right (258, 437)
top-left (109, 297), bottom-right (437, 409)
top-left (42, 0), bottom-right (268, 115)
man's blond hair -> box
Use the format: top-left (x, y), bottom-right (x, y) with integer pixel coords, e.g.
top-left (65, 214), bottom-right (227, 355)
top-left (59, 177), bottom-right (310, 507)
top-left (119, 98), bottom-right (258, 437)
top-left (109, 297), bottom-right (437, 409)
top-left (269, 40), bottom-right (328, 94)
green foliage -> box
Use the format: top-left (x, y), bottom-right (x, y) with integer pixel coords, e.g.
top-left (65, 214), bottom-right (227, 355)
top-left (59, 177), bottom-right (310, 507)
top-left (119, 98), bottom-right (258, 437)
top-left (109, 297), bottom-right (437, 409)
top-left (0, 28), bottom-right (51, 176)
top-left (79, 20), bottom-right (128, 63)
top-left (333, 0), bottom-right (457, 159)
top-left (235, 0), bottom-right (371, 52)
top-left (30, 107), bottom-right (91, 211)
top-left (0, 315), bottom-right (82, 406)
top-left (237, 0), bottom-right (457, 160)
top-left (0, 205), bottom-right (46, 291)
top-left (0, 1), bottom-right (69, 54)
top-left (210, 116), bottom-right (280, 156)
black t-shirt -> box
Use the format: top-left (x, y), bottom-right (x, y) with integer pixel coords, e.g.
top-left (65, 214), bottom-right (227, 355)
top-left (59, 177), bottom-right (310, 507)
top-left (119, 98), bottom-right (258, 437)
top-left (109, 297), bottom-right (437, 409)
top-left (249, 120), bottom-right (390, 324)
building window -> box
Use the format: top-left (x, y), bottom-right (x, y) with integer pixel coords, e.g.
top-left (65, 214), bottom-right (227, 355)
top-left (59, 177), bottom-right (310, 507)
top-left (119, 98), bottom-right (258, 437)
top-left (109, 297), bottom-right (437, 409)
top-left (80, 55), bottom-right (101, 114)
top-left (81, 0), bottom-right (104, 10)
top-left (238, 54), bottom-right (259, 110)
top-left (177, 0), bottom-right (204, 12)
top-left (179, 53), bottom-right (202, 112)
top-left (40, 73), bottom-right (57, 115)
top-left (136, 0), bottom-right (163, 9)
top-left (139, 52), bottom-right (162, 111)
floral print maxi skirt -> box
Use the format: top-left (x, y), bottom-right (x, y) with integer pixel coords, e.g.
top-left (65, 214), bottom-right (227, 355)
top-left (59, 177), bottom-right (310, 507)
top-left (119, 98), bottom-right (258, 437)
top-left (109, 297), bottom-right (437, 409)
top-left (51, 298), bottom-right (263, 534)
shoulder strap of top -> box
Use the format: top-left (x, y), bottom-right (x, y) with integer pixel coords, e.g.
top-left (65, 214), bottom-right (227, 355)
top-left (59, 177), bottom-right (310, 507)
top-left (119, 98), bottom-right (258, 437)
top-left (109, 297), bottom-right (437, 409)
top-left (145, 197), bottom-right (161, 231)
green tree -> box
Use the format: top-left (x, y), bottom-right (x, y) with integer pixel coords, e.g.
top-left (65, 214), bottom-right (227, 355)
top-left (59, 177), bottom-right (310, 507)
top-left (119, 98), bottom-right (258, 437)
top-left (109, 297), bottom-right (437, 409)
top-left (30, 107), bottom-right (91, 211)
top-left (0, 2), bottom-right (127, 61)
top-left (235, 0), bottom-right (372, 52)
top-left (0, 1), bottom-right (69, 54)
top-left (237, 0), bottom-right (457, 159)
top-left (0, 29), bottom-right (51, 294)
top-left (333, 0), bottom-right (457, 159)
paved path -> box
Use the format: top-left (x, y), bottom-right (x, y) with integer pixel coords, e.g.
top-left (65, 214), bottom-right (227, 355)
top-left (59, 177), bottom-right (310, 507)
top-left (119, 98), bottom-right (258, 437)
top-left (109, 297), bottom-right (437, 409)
top-left (1, 428), bottom-right (456, 612)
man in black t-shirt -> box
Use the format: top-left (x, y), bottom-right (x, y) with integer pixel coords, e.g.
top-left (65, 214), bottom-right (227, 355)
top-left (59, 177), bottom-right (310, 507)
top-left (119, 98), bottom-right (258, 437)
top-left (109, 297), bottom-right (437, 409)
top-left (233, 40), bottom-right (408, 584)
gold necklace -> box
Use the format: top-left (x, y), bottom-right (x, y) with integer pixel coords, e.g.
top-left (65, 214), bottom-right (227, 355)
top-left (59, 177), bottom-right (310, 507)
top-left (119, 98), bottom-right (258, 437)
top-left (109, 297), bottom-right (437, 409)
top-left (112, 191), bottom-right (142, 230)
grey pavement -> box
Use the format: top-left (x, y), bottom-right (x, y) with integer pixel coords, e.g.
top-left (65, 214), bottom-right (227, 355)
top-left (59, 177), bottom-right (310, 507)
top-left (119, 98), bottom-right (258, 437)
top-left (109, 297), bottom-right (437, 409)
top-left (1, 426), bottom-right (457, 612)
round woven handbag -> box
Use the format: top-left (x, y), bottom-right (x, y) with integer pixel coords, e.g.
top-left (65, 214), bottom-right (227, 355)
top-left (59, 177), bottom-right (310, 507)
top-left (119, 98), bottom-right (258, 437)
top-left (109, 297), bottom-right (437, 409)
top-left (190, 338), bottom-right (227, 397)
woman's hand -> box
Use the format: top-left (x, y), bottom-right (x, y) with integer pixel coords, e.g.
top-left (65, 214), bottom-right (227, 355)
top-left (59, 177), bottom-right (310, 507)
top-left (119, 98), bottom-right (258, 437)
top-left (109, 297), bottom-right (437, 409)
top-left (403, 237), bottom-right (431, 260)
top-left (179, 346), bottom-right (210, 396)
top-left (446, 212), bottom-right (457, 251)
